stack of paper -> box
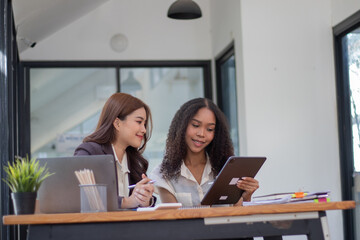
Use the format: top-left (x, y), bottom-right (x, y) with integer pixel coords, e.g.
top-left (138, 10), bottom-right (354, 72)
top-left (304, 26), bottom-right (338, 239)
top-left (289, 191), bottom-right (330, 203)
top-left (243, 191), bottom-right (330, 206)
top-left (243, 195), bottom-right (292, 206)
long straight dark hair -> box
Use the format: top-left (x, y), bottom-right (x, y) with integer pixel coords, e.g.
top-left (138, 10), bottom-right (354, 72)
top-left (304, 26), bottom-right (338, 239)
top-left (84, 92), bottom-right (152, 183)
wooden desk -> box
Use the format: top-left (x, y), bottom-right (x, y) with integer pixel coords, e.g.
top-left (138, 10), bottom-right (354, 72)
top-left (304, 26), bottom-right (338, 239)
top-left (3, 201), bottom-right (355, 240)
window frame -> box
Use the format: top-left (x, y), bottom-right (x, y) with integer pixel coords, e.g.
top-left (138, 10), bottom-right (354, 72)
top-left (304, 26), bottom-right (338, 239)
top-left (215, 42), bottom-right (240, 154)
top-left (333, 9), bottom-right (360, 240)
top-left (20, 60), bottom-right (212, 158)
top-left (215, 42), bottom-right (235, 109)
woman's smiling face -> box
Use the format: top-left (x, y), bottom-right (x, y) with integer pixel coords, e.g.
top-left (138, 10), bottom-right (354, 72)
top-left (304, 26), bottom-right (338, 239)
top-left (185, 107), bottom-right (216, 155)
top-left (115, 107), bottom-right (147, 149)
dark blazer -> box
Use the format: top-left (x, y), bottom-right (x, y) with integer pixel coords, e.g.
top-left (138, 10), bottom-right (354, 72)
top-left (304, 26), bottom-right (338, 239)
top-left (74, 141), bottom-right (155, 208)
top-left (74, 141), bottom-right (114, 156)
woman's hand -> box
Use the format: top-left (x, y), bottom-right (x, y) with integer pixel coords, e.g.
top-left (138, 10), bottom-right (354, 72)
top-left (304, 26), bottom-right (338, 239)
top-left (129, 174), bottom-right (155, 207)
top-left (236, 177), bottom-right (259, 202)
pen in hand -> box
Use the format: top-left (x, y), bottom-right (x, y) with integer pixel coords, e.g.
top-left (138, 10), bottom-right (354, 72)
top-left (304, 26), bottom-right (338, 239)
top-left (128, 180), bottom-right (156, 189)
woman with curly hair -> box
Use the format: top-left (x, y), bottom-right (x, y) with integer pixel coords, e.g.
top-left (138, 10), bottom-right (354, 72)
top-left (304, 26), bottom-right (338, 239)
top-left (151, 98), bottom-right (259, 207)
top-left (74, 92), bottom-right (155, 209)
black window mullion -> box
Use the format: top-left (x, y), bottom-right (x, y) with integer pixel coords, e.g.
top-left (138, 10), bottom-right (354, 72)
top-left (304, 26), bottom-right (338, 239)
top-left (22, 61), bottom-right (212, 101)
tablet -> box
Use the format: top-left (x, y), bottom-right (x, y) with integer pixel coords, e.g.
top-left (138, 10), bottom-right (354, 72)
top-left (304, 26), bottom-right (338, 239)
top-left (200, 156), bottom-right (266, 206)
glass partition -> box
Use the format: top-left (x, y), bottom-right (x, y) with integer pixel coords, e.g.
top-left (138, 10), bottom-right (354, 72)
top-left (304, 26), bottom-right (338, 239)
top-left (343, 28), bottom-right (360, 239)
top-left (120, 67), bottom-right (204, 171)
top-left (216, 44), bottom-right (239, 155)
top-left (30, 66), bottom-right (205, 174)
top-left (30, 68), bottom-right (117, 158)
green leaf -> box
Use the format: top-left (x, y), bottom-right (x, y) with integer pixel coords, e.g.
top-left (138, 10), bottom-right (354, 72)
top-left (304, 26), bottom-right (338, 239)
top-left (2, 155), bottom-right (54, 193)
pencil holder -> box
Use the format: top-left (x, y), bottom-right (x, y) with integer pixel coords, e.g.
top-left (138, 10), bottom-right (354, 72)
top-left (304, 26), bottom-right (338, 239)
top-left (80, 184), bottom-right (107, 213)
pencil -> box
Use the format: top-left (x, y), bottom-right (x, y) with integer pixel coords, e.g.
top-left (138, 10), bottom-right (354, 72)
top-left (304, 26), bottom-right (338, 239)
top-left (128, 180), bottom-right (156, 189)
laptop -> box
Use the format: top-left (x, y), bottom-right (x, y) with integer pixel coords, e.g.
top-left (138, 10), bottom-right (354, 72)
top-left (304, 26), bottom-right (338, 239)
top-left (38, 155), bottom-right (119, 213)
top-left (201, 156), bottom-right (266, 206)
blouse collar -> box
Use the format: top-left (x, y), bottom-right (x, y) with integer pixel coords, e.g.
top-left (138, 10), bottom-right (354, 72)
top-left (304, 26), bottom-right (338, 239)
top-left (180, 154), bottom-right (212, 186)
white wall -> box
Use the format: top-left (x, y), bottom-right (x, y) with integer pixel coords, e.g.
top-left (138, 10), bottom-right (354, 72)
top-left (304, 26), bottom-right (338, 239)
top-left (20, 0), bottom-right (212, 60)
top-left (332, 0), bottom-right (360, 26)
top-left (240, 0), bottom-right (342, 239)
top-left (210, 1), bottom-right (343, 239)
top-left (209, 0), bottom-right (248, 154)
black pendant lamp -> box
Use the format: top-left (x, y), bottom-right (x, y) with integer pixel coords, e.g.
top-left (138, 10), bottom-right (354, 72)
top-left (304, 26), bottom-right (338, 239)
top-left (167, 0), bottom-right (202, 20)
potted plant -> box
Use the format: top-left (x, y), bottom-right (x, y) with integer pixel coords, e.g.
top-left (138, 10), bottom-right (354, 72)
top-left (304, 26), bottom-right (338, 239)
top-left (3, 155), bottom-right (54, 215)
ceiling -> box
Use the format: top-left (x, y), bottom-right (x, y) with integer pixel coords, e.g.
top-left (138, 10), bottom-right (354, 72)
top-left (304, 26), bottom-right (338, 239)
top-left (11, 0), bottom-right (208, 155)
top-left (12, 0), bottom-right (109, 52)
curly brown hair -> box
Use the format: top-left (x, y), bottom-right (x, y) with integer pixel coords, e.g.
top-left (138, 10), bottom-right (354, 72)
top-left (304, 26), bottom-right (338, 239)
top-left (160, 98), bottom-right (234, 180)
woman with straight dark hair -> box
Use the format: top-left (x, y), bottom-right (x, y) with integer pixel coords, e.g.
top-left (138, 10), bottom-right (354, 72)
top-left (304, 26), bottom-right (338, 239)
top-left (151, 98), bottom-right (259, 207)
top-left (74, 92), bottom-right (155, 209)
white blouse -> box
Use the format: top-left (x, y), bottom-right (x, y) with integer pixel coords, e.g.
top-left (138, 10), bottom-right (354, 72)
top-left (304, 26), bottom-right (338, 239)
top-left (112, 145), bottom-right (130, 197)
top-left (150, 158), bottom-right (214, 207)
